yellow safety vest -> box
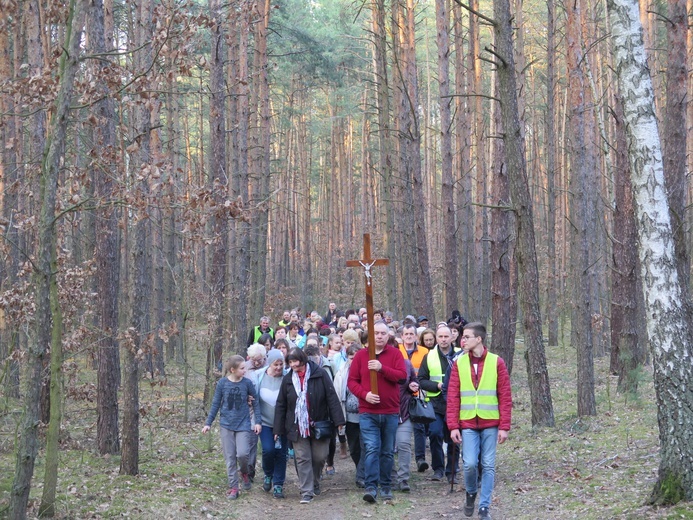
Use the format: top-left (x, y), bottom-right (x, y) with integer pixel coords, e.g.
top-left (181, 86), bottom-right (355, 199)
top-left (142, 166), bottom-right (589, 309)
top-left (425, 346), bottom-right (460, 400)
top-left (458, 353), bottom-right (499, 420)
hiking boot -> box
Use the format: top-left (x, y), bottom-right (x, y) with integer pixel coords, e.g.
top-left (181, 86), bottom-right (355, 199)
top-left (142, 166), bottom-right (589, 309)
top-left (300, 494), bottom-right (313, 504)
top-left (226, 487), bottom-right (239, 499)
top-left (417, 460), bottom-right (429, 472)
top-left (478, 507), bottom-right (491, 519)
top-left (380, 488), bottom-right (393, 501)
top-left (363, 488), bottom-right (377, 503)
top-left (431, 469), bottom-right (445, 481)
top-left (399, 480), bottom-right (411, 492)
top-left (240, 472), bottom-right (252, 491)
top-left (262, 475), bottom-right (272, 492)
top-left (464, 492), bottom-right (477, 517)
top-left (273, 485), bottom-right (285, 499)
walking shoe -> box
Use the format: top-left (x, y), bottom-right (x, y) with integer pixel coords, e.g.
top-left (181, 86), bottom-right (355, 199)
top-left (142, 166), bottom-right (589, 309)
top-left (262, 475), bottom-right (272, 492)
top-left (363, 488), bottom-right (377, 503)
top-left (431, 469), bottom-right (445, 481)
top-left (417, 460), bottom-right (429, 472)
top-left (464, 492), bottom-right (477, 517)
top-left (273, 485), bottom-right (285, 499)
top-left (478, 507), bottom-right (491, 519)
top-left (380, 488), bottom-right (393, 501)
top-left (226, 487), bottom-right (239, 499)
top-left (300, 494), bottom-right (313, 504)
top-left (355, 479), bottom-right (365, 488)
top-left (313, 481), bottom-right (321, 496)
top-left (339, 442), bottom-right (349, 459)
top-left (399, 480), bottom-right (411, 492)
top-left (240, 472), bottom-right (252, 491)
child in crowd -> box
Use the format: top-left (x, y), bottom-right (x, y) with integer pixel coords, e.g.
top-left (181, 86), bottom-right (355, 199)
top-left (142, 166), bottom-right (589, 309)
top-left (202, 355), bottom-right (262, 499)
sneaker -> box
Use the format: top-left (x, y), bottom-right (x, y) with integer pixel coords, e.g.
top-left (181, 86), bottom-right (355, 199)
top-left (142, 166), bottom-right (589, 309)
top-left (262, 475), bottom-right (272, 492)
top-left (417, 460), bottom-right (429, 472)
top-left (478, 507), bottom-right (491, 519)
top-left (226, 487), bottom-right (239, 499)
top-left (363, 488), bottom-right (377, 503)
top-left (431, 470), bottom-right (445, 481)
top-left (288, 448), bottom-right (295, 459)
top-left (313, 482), bottom-right (321, 496)
top-left (355, 479), bottom-right (365, 488)
top-left (399, 480), bottom-right (410, 492)
top-left (325, 466), bottom-right (335, 476)
top-left (273, 485), bottom-right (285, 499)
top-left (380, 488), bottom-right (393, 501)
top-left (465, 492), bottom-right (477, 517)
top-left (300, 494), bottom-right (313, 504)
top-left (240, 472), bottom-right (252, 491)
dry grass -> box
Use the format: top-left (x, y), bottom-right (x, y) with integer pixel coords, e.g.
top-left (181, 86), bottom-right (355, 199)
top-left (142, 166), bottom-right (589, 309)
top-left (1, 336), bottom-right (692, 519)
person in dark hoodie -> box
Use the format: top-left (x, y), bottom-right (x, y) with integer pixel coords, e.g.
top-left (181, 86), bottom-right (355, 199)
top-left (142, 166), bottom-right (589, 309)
top-left (273, 348), bottom-right (345, 505)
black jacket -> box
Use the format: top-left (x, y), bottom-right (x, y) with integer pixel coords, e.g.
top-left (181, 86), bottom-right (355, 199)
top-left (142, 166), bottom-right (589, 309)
top-left (273, 360), bottom-right (346, 442)
top-left (418, 345), bottom-right (458, 416)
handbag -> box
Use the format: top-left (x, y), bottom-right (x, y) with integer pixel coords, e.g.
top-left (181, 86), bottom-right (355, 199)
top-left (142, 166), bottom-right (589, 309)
top-left (311, 420), bottom-right (334, 440)
top-left (345, 389), bottom-right (360, 414)
top-left (409, 390), bottom-right (436, 424)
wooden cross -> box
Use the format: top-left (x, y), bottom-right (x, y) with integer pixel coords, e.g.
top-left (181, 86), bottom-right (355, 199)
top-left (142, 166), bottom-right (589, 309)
top-left (346, 233), bottom-right (389, 395)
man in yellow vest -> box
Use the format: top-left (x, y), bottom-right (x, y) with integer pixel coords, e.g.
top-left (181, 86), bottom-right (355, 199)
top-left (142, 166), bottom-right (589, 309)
top-left (418, 324), bottom-right (461, 481)
top-left (447, 322), bottom-right (512, 520)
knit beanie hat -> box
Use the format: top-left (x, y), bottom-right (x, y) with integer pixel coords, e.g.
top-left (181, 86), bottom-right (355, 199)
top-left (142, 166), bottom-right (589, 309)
top-left (267, 349), bottom-right (285, 365)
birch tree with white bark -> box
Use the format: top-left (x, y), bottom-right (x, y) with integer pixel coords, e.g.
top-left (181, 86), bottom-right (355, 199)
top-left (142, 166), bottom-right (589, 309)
top-left (606, 0), bottom-right (693, 502)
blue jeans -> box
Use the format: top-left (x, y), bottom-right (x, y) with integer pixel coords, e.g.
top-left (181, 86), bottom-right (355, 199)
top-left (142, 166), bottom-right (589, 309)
top-left (462, 427), bottom-right (498, 509)
top-left (359, 413), bottom-right (399, 493)
top-left (259, 426), bottom-right (287, 486)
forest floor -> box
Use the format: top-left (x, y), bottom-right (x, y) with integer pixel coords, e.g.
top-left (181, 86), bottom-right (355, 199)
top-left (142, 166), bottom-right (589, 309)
top-left (1, 338), bottom-right (693, 519)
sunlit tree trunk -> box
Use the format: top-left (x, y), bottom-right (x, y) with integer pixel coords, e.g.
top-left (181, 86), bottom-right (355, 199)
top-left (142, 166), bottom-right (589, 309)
top-left (565, 0), bottom-right (596, 417)
top-left (436, 0), bottom-right (457, 313)
top-left (607, 0), bottom-right (693, 501)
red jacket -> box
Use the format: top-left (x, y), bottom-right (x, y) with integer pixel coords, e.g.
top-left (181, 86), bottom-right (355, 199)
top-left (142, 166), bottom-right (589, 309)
top-left (348, 345), bottom-right (407, 415)
top-left (446, 347), bottom-right (512, 431)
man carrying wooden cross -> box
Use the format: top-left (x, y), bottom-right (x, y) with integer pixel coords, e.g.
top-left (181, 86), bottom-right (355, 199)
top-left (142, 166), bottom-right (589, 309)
top-left (345, 234), bottom-right (406, 503)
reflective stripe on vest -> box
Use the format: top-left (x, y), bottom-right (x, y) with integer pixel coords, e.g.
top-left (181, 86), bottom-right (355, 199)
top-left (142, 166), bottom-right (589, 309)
top-left (424, 346), bottom-right (460, 401)
top-left (458, 353), bottom-right (499, 420)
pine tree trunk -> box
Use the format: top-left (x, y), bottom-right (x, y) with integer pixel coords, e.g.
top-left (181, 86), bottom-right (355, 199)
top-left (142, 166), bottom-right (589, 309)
top-left (492, 0), bottom-right (555, 426)
top-left (565, 0), bottom-right (596, 417)
top-left (607, 0), bottom-right (693, 501)
top-left (662, 0), bottom-right (689, 289)
top-left (89, 0), bottom-right (121, 456)
top-left (435, 0), bottom-right (457, 313)
top-left (545, 0), bottom-right (559, 346)
top-left (609, 93), bottom-right (645, 391)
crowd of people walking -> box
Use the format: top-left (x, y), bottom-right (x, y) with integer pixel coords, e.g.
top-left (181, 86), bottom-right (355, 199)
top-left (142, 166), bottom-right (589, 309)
top-left (202, 304), bottom-right (512, 520)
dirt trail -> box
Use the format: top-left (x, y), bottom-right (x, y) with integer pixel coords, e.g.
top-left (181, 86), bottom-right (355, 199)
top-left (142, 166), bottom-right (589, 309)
top-left (211, 447), bottom-right (509, 520)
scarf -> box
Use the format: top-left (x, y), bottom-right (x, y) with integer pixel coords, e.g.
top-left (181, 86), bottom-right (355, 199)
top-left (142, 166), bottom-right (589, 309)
top-left (292, 363), bottom-right (311, 437)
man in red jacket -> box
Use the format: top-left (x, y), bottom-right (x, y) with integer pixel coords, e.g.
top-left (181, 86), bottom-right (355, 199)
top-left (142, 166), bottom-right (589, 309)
top-left (348, 320), bottom-right (407, 503)
top-left (447, 322), bottom-right (512, 520)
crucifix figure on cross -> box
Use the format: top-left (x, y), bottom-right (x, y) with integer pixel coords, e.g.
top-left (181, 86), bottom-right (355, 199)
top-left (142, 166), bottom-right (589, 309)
top-left (346, 233), bottom-right (389, 395)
